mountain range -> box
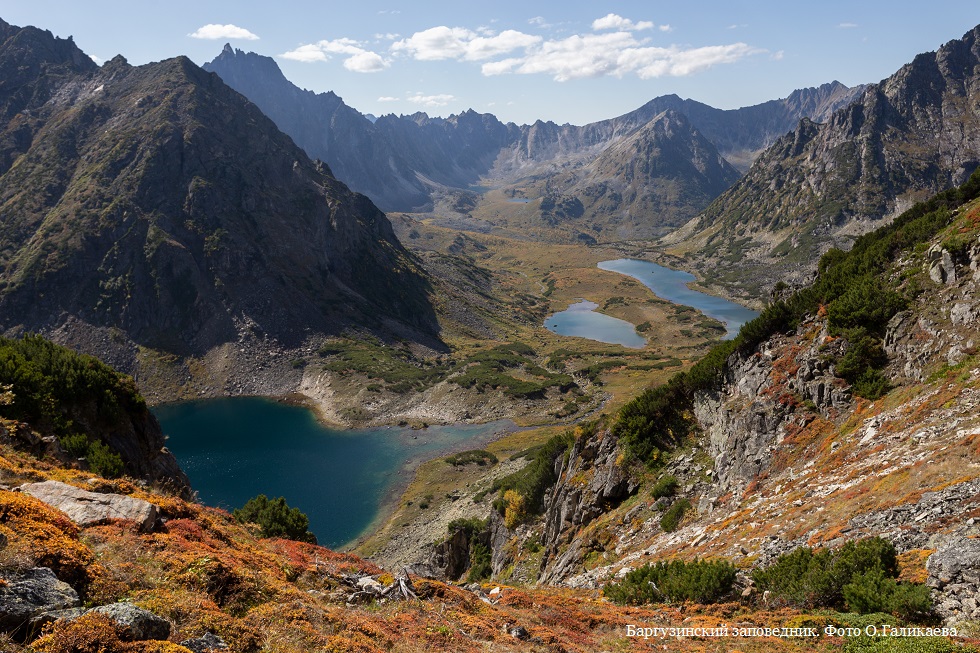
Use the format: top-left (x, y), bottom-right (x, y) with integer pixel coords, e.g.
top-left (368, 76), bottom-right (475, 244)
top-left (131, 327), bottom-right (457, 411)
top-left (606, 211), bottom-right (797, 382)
top-left (0, 19), bottom-right (437, 377)
top-left (205, 46), bottom-right (864, 238)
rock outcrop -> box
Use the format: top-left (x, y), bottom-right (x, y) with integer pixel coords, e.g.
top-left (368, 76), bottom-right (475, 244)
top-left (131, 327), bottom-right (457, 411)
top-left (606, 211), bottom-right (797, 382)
top-left (0, 567), bottom-right (80, 634)
top-left (927, 536), bottom-right (980, 624)
top-left (426, 526), bottom-right (490, 581)
top-left (20, 480), bottom-right (160, 532)
top-left (88, 603), bottom-right (171, 641)
top-left (538, 430), bottom-right (637, 583)
top-left (695, 320), bottom-right (851, 496)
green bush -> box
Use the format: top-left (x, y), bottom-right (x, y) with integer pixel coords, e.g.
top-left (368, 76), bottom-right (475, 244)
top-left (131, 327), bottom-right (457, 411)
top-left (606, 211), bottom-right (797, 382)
top-left (491, 432), bottom-right (575, 519)
top-left (650, 475), bottom-right (679, 499)
top-left (59, 432), bottom-right (91, 458)
top-left (843, 569), bottom-right (933, 622)
top-left (0, 334), bottom-right (146, 438)
top-left (445, 450), bottom-right (498, 467)
top-left (447, 517), bottom-right (487, 536)
top-left (87, 440), bottom-right (125, 479)
top-left (604, 558), bottom-right (736, 605)
top-left (752, 537), bottom-right (931, 619)
top-left (233, 494), bottom-right (317, 544)
top-left (659, 498), bottom-right (691, 532)
top-left (466, 542), bottom-right (492, 582)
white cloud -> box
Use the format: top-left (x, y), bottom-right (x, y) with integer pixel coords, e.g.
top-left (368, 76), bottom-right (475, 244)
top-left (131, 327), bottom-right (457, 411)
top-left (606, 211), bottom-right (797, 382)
top-left (280, 44), bottom-right (330, 63)
top-left (658, 24), bottom-right (672, 33)
top-left (838, 22), bottom-right (858, 28)
top-left (280, 39), bottom-right (390, 72)
top-left (377, 96), bottom-right (400, 102)
top-left (482, 31), bottom-right (761, 81)
top-left (90, 54), bottom-right (104, 65)
top-left (391, 26), bottom-right (541, 61)
top-left (528, 16), bottom-right (547, 27)
top-left (392, 15), bottom-right (756, 81)
top-left (592, 13), bottom-right (655, 32)
top-left (771, 50), bottom-right (785, 61)
top-left (188, 24), bottom-right (259, 40)
top-left (407, 93), bottom-right (456, 108)
top-left (345, 51), bottom-right (389, 72)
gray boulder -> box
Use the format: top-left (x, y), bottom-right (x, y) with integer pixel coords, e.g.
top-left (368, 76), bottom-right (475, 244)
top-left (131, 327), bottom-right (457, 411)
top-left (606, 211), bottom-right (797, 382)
top-left (0, 567), bottom-right (80, 633)
top-left (20, 480), bottom-right (159, 532)
top-left (89, 603), bottom-right (171, 641)
top-left (180, 631), bottom-right (230, 652)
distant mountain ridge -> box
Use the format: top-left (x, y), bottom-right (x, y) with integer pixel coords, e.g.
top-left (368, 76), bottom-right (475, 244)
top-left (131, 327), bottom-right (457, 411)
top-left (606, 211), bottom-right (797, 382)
top-left (0, 19), bottom-right (437, 376)
top-left (205, 46), bottom-right (863, 236)
top-left (671, 24), bottom-right (980, 293)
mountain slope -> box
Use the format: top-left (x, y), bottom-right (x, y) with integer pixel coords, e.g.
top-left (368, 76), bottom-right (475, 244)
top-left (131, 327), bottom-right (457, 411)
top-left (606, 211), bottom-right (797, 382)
top-left (0, 21), bottom-right (437, 373)
top-left (508, 110), bottom-right (742, 239)
top-left (203, 45), bottom-right (433, 211)
top-left (670, 24), bottom-right (980, 294)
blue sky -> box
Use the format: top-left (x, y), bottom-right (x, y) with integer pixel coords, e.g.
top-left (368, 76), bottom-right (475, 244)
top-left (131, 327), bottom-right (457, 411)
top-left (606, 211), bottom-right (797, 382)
top-left (3, 2), bottom-right (978, 125)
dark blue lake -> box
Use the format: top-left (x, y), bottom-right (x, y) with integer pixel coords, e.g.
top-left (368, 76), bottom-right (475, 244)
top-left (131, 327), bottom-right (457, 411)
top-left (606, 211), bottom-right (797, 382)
top-left (155, 398), bottom-right (513, 549)
top-left (598, 259), bottom-right (758, 339)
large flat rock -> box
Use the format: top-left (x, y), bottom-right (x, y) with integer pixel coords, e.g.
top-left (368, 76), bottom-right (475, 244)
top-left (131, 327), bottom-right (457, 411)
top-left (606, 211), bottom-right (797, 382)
top-left (20, 480), bottom-right (159, 532)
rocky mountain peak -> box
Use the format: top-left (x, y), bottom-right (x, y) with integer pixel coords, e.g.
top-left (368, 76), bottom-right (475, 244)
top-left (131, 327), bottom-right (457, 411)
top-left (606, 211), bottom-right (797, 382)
top-left (677, 23), bottom-right (980, 295)
top-left (0, 29), bottom-right (438, 377)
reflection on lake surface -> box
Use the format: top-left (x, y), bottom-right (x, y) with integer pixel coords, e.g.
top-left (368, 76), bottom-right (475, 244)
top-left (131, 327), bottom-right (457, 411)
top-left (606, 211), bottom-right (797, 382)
top-left (544, 299), bottom-right (646, 348)
top-left (598, 259), bottom-right (759, 339)
top-left (157, 397), bottom-right (514, 548)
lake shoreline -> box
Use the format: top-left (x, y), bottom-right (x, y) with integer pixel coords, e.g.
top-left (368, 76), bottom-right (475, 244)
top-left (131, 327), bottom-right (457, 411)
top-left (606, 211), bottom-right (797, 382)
top-left (157, 397), bottom-right (520, 550)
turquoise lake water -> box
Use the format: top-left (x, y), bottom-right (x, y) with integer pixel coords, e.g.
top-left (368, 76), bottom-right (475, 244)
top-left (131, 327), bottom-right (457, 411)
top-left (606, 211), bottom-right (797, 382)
top-left (156, 398), bottom-right (513, 549)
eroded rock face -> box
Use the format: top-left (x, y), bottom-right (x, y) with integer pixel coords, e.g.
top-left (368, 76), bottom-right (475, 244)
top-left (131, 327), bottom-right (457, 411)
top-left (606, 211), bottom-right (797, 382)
top-left (0, 567), bottom-right (80, 633)
top-left (695, 320), bottom-right (851, 497)
top-left (427, 526), bottom-right (489, 581)
top-left (538, 430), bottom-right (637, 584)
top-left (927, 536), bottom-right (980, 624)
top-left (20, 480), bottom-right (159, 532)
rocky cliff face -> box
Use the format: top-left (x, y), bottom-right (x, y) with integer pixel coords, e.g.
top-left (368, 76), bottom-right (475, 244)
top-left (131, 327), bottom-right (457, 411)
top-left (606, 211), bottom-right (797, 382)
top-left (517, 194), bottom-right (980, 612)
top-left (534, 429), bottom-right (637, 584)
top-left (0, 22), bottom-right (437, 378)
top-left (675, 24), bottom-right (980, 292)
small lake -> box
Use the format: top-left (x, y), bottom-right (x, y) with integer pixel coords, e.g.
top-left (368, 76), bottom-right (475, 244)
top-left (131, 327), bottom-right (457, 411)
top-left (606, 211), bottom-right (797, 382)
top-left (598, 259), bottom-right (758, 339)
top-left (506, 198), bottom-right (532, 204)
top-left (544, 299), bottom-right (646, 348)
top-left (156, 398), bottom-right (513, 549)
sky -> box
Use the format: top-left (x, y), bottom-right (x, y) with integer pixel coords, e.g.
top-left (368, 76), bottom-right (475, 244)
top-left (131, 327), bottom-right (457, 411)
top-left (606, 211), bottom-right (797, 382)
top-left (2, 2), bottom-right (978, 126)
